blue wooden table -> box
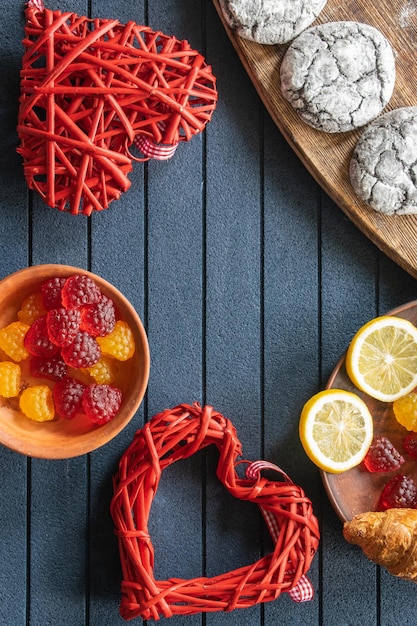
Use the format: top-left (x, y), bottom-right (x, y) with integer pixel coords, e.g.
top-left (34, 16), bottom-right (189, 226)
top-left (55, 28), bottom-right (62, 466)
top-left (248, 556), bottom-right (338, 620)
top-left (1, 1), bottom-right (417, 624)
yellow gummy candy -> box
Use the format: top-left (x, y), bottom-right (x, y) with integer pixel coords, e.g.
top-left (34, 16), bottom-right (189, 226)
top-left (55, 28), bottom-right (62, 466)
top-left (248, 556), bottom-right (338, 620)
top-left (0, 361), bottom-right (21, 397)
top-left (393, 392), bottom-right (417, 431)
top-left (97, 320), bottom-right (135, 361)
top-left (17, 292), bottom-right (46, 325)
top-left (0, 321), bottom-right (30, 362)
top-left (19, 385), bottom-right (55, 422)
top-left (84, 355), bottom-right (119, 385)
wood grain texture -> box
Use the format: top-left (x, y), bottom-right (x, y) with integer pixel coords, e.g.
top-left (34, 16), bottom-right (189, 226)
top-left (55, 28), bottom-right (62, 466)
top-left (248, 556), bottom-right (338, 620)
top-left (213, 0), bottom-right (417, 279)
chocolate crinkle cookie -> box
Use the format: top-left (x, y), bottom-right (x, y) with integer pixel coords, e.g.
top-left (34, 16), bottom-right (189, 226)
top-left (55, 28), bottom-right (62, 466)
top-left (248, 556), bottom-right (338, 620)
top-left (350, 107), bottom-right (417, 215)
top-left (219, 0), bottom-right (327, 45)
top-left (280, 21), bottom-right (396, 133)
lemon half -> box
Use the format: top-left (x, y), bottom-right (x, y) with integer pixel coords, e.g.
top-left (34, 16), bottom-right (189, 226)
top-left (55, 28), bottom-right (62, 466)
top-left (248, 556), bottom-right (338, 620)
top-left (299, 389), bottom-right (373, 473)
top-left (346, 316), bottom-right (417, 402)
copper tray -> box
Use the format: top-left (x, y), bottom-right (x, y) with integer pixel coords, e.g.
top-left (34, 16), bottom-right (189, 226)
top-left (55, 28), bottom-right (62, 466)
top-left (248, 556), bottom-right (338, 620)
top-left (213, 0), bottom-right (417, 279)
top-left (322, 301), bottom-right (417, 522)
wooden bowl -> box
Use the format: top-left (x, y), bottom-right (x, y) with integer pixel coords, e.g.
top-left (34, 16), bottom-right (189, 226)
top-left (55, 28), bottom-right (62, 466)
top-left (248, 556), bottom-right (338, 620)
top-left (0, 265), bottom-right (150, 459)
top-left (322, 301), bottom-right (417, 522)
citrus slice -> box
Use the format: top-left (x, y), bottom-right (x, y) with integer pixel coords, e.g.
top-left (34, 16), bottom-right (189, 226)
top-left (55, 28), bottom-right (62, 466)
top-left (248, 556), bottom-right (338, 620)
top-left (299, 389), bottom-right (373, 473)
top-left (345, 316), bottom-right (417, 402)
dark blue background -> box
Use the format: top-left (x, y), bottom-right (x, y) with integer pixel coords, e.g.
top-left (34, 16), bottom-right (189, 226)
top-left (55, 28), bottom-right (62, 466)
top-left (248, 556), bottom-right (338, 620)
top-left (1, 1), bottom-right (417, 624)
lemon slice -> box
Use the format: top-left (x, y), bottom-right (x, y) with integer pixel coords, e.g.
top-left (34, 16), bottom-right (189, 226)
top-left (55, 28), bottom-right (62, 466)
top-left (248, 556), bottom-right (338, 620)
top-left (299, 389), bottom-right (373, 473)
top-left (345, 315), bottom-right (417, 402)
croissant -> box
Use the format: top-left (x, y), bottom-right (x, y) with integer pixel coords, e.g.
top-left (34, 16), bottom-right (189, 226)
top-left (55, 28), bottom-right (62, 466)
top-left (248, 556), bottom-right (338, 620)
top-left (343, 508), bottom-right (417, 582)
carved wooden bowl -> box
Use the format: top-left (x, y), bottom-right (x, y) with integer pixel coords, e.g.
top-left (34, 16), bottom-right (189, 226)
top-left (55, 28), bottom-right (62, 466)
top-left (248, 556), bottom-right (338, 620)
top-left (0, 264), bottom-right (150, 459)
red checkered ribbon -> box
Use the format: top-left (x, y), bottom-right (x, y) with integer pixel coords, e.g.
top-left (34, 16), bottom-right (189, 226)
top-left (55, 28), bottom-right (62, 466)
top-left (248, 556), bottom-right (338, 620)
top-left (134, 134), bottom-right (178, 160)
top-left (29, 0), bottom-right (44, 9)
top-left (245, 460), bottom-right (315, 603)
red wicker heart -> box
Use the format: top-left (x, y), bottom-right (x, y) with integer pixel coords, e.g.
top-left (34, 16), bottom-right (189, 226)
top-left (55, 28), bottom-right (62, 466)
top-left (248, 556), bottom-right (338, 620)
top-left (111, 403), bottom-right (320, 621)
top-left (17, 1), bottom-right (218, 215)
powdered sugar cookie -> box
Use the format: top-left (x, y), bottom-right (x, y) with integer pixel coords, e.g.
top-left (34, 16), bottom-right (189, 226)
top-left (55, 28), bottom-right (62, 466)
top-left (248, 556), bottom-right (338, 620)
top-left (350, 107), bottom-right (417, 215)
top-left (280, 21), bottom-right (396, 133)
top-left (218, 0), bottom-right (327, 45)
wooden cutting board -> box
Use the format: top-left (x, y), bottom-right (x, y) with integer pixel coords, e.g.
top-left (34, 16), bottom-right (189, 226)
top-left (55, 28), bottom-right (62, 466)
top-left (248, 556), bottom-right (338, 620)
top-left (213, 0), bottom-right (417, 279)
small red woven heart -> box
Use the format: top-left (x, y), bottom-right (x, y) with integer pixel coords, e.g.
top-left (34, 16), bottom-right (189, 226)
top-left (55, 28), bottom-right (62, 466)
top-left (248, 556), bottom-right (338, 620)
top-left (17, 1), bottom-right (218, 215)
top-left (111, 403), bottom-right (320, 621)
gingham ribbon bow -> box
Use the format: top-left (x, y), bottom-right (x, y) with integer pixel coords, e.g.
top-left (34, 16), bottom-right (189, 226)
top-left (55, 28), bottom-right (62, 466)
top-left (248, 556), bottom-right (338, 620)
top-left (246, 460), bottom-right (315, 603)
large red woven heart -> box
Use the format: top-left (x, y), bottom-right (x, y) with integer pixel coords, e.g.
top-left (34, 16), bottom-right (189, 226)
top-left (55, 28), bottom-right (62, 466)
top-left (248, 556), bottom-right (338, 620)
top-left (17, 1), bottom-right (218, 215)
top-left (111, 403), bottom-right (320, 621)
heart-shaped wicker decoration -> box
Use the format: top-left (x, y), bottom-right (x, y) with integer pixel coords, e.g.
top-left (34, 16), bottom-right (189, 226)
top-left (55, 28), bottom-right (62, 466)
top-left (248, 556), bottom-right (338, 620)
top-left (17, 1), bottom-right (218, 215)
top-left (111, 403), bottom-right (320, 620)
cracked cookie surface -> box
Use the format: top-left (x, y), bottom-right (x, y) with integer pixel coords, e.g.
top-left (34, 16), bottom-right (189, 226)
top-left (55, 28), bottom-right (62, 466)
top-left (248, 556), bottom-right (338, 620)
top-left (350, 107), bottom-right (417, 215)
top-left (219, 0), bottom-right (327, 45)
top-left (280, 21), bottom-right (395, 133)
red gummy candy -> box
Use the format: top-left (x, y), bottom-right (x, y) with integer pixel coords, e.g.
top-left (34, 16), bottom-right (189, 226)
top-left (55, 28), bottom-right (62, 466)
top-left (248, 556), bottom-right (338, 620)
top-left (53, 377), bottom-right (86, 420)
top-left (61, 332), bottom-right (101, 368)
top-left (24, 316), bottom-right (59, 357)
top-left (378, 474), bottom-right (417, 511)
top-left (403, 432), bottom-right (417, 460)
top-left (363, 436), bottom-right (405, 472)
top-left (80, 295), bottom-right (116, 337)
top-left (29, 355), bottom-right (67, 381)
top-left (82, 383), bottom-right (122, 424)
top-left (41, 277), bottom-right (66, 310)
top-left (62, 275), bottom-right (102, 309)
top-left (46, 308), bottom-right (81, 346)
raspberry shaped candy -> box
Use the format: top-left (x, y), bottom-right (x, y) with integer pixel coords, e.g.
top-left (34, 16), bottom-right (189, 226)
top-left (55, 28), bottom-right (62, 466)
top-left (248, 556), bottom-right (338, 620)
top-left (378, 474), bottom-right (417, 511)
top-left (363, 436), bottom-right (405, 472)
top-left (53, 377), bottom-right (86, 420)
top-left (62, 274), bottom-right (102, 309)
top-left (29, 355), bottom-right (67, 382)
top-left (41, 277), bottom-right (66, 310)
top-left (0, 321), bottom-right (30, 362)
top-left (403, 432), bottom-right (417, 460)
top-left (80, 295), bottom-right (116, 337)
top-left (0, 362), bottom-right (21, 397)
top-left (24, 316), bottom-right (59, 357)
top-left (97, 320), bottom-right (135, 361)
top-left (46, 308), bottom-right (81, 347)
top-left (82, 383), bottom-right (122, 424)
top-left (61, 331), bottom-right (101, 368)
top-left (19, 385), bottom-right (55, 422)
top-left (17, 292), bottom-right (46, 325)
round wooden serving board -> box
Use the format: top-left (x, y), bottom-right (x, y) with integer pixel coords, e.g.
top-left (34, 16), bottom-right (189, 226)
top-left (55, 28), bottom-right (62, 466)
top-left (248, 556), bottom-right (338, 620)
top-left (322, 301), bottom-right (417, 523)
top-left (213, 0), bottom-right (417, 278)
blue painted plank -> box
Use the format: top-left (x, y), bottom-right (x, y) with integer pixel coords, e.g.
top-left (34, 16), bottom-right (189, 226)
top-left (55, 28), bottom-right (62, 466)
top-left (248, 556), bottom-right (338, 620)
top-left (29, 458), bottom-right (88, 626)
top-left (203, 6), bottom-right (263, 626)
top-left (19, 2), bottom-right (90, 625)
top-left (262, 112), bottom-right (321, 625)
top-left (148, 0), bottom-right (203, 45)
top-left (205, 1), bottom-right (262, 461)
top-left (141, 130), bottom-right (205, 626)
top-left (320, 193), bottom-right (379, 625)
top-left (97, 0), bottom-right (145, 23)
top-left (31, 206), bottom-right (89, 269)
top-left (378, 254), bottom-right (417, 313)
top-left (380, 566), bottom-right (417, 626)
top-left (0, 0), bottom-right (29, 274)
top-left (0, 447), bottom-right (28, 626)
top-left (0, 2), bottom-right (31, 624)
top-left (87, 2), bottom-right (148, 621)
top-left (134, 2), bottom-right (207, 624)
